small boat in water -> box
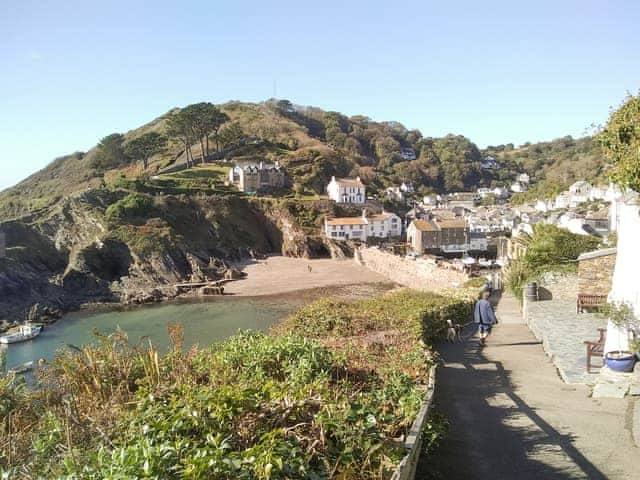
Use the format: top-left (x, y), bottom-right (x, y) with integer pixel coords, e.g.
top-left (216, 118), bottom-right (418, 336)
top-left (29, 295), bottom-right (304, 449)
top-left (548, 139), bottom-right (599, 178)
top-left (9, 361), bottom-right (35, 374)
top-left (0, 324), bottom-right (42, 344)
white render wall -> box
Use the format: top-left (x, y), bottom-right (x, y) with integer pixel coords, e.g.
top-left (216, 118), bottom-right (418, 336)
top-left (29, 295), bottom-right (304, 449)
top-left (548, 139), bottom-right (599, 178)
top-left (605, 195), bottom-right (640, 353)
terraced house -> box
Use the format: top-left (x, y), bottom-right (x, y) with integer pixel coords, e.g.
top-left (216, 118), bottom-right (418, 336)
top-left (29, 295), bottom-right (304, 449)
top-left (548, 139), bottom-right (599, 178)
top-left (324, 210), bottom-right (401, 241)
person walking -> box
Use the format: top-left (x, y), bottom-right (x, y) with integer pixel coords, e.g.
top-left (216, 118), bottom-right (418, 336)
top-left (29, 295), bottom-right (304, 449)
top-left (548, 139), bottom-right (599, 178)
top-left (474, 289), bottom-right (498, 346)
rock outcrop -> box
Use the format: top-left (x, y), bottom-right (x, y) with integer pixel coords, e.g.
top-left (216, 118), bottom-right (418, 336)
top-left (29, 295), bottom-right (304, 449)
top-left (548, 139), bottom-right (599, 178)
top-left (0, 189), bottom-right (334, 320)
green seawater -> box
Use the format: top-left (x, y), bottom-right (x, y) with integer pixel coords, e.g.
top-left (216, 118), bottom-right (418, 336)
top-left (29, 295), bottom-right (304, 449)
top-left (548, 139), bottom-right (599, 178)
top-left (3, 295), bottom-right (304, 370)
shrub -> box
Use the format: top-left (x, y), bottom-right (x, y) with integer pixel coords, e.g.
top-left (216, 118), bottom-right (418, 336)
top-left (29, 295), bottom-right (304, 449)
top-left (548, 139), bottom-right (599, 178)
top-left (105, 193), bottom-right (155, 224)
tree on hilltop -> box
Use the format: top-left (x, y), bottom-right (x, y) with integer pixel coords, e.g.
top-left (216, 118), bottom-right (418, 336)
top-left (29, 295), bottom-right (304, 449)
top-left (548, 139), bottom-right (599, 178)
top-left (124, 132), bottom-right (167, 170)
top-left (92, 133), bottom-right (129, 170)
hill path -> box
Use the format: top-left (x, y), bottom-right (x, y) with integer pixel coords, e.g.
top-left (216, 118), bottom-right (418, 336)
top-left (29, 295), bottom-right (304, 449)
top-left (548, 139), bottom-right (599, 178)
top-left (418, 291), bottom-right (638, 480)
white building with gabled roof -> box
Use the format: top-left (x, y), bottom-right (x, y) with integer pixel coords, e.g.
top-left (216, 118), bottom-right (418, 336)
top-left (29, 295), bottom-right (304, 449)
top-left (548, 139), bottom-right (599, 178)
top-left (324, 210), bottom-right (401, 241)
top-left (327, 176), bottom-right (366, 204)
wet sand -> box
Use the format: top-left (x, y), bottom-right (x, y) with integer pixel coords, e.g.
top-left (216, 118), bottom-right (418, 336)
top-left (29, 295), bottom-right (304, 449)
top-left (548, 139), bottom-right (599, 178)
top-left (224, 256), bottom-right (393, 297)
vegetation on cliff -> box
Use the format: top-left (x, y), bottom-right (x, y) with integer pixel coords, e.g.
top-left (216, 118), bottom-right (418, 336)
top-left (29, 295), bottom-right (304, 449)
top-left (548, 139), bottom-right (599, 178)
top-left (0, 289), bottom-right (473, 479)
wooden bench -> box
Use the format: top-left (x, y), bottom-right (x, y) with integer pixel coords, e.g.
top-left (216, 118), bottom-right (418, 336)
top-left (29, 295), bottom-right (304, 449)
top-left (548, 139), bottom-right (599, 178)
top-left (584, 328), bottom-right (607, 373)
top-left (576, 294), bottom-right (607, 313)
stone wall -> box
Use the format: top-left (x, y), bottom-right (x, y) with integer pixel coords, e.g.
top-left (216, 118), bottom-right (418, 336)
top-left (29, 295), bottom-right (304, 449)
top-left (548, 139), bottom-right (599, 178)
top-left (578, 252), bottom-right (616, 297)
top-left (356, 247), bottom-right (467, 291)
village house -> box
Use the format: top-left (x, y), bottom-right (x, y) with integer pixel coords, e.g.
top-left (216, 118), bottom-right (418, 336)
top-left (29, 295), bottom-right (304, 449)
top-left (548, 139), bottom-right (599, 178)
top-left (324, 210), bottom-right (401, 241)
top-left (407, 218), bottom-right (470, 254)
top-left (492, 186), bottom-right (510, 199)
top-left (228, 161), bottom-right (287, 193)
top-left (510, 181), bottom-right (528, 193)
top-left (517, 173), bottom-right (531, 185)
top-left (385, 186), bottom-right (404, 202)
top-left (326, 176), bottom-right (366, 204)
top-left (480, 156), bottom-right (500, 170)
top-left (400, 182), bottom-right (414, 193)
top-left (446, 192), bottom-right (480, 209)
top-left (400, 147), bottom-right (416, 161)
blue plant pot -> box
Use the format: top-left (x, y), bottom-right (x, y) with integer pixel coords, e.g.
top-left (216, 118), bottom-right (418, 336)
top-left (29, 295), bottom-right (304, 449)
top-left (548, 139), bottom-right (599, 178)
top-left (604, 352), bottom-right (636, 373)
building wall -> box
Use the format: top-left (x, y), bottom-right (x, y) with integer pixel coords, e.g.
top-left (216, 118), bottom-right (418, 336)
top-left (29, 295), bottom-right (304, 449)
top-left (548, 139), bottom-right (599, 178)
top-left (578, 253), bottom-right (616, 296)
top-left (357, 247), bottom-right (467, 292)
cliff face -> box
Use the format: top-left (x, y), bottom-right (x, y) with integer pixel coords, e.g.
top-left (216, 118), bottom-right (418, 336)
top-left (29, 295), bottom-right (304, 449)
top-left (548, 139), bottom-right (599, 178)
top-left (0, 190), bottom-right (335, 321)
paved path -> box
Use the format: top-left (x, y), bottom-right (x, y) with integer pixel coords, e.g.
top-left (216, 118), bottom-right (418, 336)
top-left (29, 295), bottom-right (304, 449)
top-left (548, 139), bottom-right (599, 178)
top-left (526, 297), bottom-right (606, 384)
top-left (417, 292), bottom-right (638, 480)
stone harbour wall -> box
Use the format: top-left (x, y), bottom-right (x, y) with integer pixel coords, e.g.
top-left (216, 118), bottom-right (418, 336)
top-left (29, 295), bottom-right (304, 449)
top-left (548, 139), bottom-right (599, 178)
top-left (578, 253), bottom-right (616, 297)
top-left (356, 247), bottom-right (467, 291)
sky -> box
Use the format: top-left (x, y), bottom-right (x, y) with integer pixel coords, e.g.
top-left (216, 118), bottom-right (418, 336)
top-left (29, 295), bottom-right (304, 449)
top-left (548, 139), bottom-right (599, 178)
top-left (1, 0), bottom-right (639, 191)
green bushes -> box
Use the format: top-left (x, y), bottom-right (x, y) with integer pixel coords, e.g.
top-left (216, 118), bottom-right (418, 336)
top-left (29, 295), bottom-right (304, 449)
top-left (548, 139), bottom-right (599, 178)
top-left (0, 290), bottom-right (473, 479)
top-left (505, 224), bottom-right (602, 299)
top-left (105, 193), bottom-right (155, 224)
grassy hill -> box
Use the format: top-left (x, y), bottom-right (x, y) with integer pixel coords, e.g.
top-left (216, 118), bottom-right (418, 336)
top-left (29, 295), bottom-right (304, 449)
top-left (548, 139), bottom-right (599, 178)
top-left (0, 100), bottom-right (610, 220)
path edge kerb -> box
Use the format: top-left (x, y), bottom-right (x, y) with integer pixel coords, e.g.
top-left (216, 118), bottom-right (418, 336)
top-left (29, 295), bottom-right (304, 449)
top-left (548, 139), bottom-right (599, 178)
top-left (391, 362), bottom-right (438, 480)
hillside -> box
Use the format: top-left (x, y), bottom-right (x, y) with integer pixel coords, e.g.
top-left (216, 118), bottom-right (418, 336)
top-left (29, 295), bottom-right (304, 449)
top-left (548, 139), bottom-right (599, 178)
top-left (0, 100), bottom-right (610, 220)
top-left (0, 100), bottom-right (611, 320)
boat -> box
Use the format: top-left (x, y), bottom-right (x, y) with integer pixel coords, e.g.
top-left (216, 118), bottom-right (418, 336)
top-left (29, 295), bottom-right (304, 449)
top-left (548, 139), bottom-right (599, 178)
top-left (9, 361), bottom-right (35, 374)
top-left (0, 324), bottom-right (42, 344)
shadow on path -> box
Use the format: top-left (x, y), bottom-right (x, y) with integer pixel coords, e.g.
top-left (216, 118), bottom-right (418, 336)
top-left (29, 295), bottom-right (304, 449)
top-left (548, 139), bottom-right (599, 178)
top-left (417, 325), bottom-right (607, 480)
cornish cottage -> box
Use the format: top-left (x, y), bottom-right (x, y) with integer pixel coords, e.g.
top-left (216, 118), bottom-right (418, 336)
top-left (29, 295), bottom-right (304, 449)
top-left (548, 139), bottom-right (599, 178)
top-left (326, 176), bottom-right (366, 204)
top-left (324, 210), bottom-right (401, 241)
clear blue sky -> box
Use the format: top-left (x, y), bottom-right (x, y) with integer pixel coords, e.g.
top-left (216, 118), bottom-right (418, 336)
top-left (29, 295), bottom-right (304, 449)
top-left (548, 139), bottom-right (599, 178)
top-left (1, 0), bottom-right (639, 190)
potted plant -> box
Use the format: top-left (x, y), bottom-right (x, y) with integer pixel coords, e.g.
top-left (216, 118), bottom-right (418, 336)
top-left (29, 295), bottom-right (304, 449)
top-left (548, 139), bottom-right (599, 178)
top-left (600, 301), bottom-right (638, 373)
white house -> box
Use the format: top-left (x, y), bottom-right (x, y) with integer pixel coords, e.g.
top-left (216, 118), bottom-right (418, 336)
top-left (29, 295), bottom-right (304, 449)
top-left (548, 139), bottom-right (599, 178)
top-left (469, 232), bottom-right (488, 251)
top-left (492, 187), bottom-right (510, 199)
top-left (511, 182), bottom-right (527, 193)
top-left (327, 177), bottom-right (366, 204)
top-left (400, 182), bottom-right (415, 193)
top-left (554, 192), bottom-right (571, 209)
top-left (517, 173), bottom-right (531, 184)
top-left (568, 181), bottom-right (592, 205)
top-left (385, 187), bottom-right (404, 202)
top-left (535, 199), bottom-right (553, 212)
top-left (324, 210), bottom-right (401, 241)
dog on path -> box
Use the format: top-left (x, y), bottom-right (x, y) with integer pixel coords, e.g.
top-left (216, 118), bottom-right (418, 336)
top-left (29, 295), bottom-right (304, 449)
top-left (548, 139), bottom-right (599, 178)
top-left (446, 319), bottom-right (463, 342)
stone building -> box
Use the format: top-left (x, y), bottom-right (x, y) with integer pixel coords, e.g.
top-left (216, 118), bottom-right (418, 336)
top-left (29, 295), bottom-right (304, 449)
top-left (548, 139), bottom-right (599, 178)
top-left (407, 218), bottom-right (470, 254)
top-left (577, 248), bottom-right (617, 296)
top-left (228, 162), bottom-right (287, 193)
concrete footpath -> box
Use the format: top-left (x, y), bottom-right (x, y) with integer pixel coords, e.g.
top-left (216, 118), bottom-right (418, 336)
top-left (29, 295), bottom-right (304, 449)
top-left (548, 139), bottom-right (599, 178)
top-left (417, 292), bottom-right (638, 480)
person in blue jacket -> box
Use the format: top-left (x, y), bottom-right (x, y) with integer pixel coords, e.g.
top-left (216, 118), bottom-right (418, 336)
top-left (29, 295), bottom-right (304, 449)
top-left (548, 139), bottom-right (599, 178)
top-left (474, 289), bottom-right (498, 345)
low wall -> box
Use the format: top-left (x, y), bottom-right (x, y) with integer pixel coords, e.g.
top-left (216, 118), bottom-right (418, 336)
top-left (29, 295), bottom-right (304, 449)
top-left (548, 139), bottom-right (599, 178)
top-left (391, 364), bottom-right (437, 480)
top-left (356, 247), bottom-right (467, 292)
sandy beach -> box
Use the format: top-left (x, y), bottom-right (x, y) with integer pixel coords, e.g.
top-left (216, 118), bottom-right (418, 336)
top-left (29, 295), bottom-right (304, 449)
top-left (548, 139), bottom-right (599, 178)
top-left (224, 256), bottom-right (392, 297)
